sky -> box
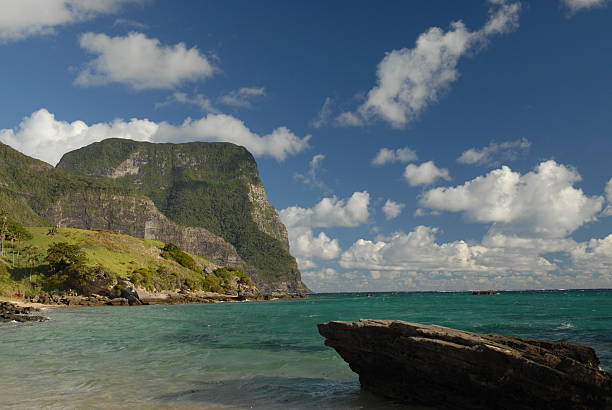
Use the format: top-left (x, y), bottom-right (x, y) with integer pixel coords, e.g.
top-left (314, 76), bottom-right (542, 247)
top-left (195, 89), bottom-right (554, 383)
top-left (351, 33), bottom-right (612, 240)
top-left (0, 0), bottom-right (611, 292)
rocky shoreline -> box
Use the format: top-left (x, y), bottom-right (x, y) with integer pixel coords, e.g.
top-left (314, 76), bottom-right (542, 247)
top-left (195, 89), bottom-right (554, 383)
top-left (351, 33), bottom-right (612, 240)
top-left (319, 319), bottom-right (612, 410)
top-left (21, 289), bottom-right (305, 307)
top-left (0, 301), bottom-right (48, 323)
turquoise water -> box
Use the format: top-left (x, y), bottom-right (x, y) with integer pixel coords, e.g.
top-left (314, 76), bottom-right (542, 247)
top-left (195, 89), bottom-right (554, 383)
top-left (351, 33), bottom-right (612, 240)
top-left (1, 290), bottom-right (611, 409)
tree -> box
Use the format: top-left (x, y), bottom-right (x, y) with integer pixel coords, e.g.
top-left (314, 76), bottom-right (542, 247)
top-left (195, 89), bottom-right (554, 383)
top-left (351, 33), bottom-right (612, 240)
top-left (45, 242), bottom-right (87, 275)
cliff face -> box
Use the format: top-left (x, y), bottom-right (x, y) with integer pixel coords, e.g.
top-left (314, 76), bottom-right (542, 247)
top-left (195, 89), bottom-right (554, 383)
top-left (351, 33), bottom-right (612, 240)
top-left (56, 139), bottom-right (306, 293)
top-left (43, 190), bottom-right (243, 267)
top-left (1, 141), bottom-right (307, 293)
top-left (0, 143), bottom-right (241, 267)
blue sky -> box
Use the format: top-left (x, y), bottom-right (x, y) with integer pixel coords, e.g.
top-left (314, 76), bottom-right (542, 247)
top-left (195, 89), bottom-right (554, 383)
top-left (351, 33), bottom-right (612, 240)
top-left (0, 0), bottom-right (611, 291)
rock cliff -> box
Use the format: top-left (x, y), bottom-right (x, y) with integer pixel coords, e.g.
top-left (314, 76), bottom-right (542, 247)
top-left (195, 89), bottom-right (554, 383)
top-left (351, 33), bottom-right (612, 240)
top-left (57, 139), bottom-right (306, 293)
top-left (0, 141), bottom-right (307, 294)
top-left (318, 319), bottom-right (612, 410)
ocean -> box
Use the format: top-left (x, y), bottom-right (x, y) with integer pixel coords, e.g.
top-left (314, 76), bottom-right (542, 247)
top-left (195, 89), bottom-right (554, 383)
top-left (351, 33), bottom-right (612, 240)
top-left (1, 290), bottom-right (611, 409)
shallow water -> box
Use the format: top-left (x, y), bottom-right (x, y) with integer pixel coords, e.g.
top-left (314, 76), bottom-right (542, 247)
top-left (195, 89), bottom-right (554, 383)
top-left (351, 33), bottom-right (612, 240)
top-left (1, 290), bottom-right (611, 409)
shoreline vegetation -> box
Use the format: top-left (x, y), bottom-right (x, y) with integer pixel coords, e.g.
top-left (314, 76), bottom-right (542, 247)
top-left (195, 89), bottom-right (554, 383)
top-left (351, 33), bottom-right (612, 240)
top-left (0, 223), bottom-right (305, 310)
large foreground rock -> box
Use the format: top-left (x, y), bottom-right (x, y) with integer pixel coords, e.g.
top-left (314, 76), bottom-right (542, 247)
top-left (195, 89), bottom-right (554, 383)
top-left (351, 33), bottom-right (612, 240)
top-left (318, 319), bottom-right (612, 410)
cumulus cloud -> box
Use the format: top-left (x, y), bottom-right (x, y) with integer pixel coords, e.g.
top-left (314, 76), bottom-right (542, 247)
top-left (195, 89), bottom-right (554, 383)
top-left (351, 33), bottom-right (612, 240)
top-left (570, 235), bottom-right (612, 274)
top-left (372, 147), bottom-right (418, 166)
top-left (338, 0), bottom-right (521, 128)
top-left (301, 226), bottom-right (612, 292)
top-left (155, 92), bottom-right (219, 113)
top-left (280, 191), bottom-right (370, 229)
top-left (0, 0), bottom-right (143, 42)
top-left (340, 225), bottom-right (556, 274)
top-left (0, 108), bottom-right (310, 165)
top-left (383, 200), bottom-right (405, 220)
top-left (295, 154), bottom-right (330, 192)
top-left (457, 138), bottom-right (531, 166)
top-left (562, 0), bottom-right (608, 12)
top-left (301, 267), bottom-right (339, 283)
top-left (219, 87), bottom-right (266, 109)
top-left (420, 161), bottom-right (604, 238)
top-left (404, 161), bottom-right (451, 186)
top-left (76, 32), bottom-right (216, 89)
top-left (287, 227), bottom-right (341, 261)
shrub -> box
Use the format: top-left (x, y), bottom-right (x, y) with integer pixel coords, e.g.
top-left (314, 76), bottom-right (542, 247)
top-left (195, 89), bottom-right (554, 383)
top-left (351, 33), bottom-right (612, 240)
top-left (160, 243), bottom-right (201, 272)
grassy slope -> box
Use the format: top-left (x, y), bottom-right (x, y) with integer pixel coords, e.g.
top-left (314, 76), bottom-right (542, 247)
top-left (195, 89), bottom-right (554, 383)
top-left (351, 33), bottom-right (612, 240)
top-left (0, 226), bottom-right (219, 297)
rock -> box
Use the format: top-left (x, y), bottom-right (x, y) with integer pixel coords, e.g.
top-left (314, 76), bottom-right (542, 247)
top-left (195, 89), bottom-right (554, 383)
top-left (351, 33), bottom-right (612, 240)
top-left (318, 319), bottom-right (612, 410)
top-left (107, 298), bottom-right (129, 306)
top-left (0, 301), bottom-right (48, 323)
top-left (236, 282), bottom-right (262, 300)
top-left (117, 279), bottom-right (143, 305)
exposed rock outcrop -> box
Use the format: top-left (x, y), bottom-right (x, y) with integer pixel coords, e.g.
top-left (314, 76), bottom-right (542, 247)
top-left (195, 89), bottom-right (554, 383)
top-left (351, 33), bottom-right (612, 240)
top-left (0, 301), bottom-right (48, 322)
top-left (318, 319), bottom-right (612, 410)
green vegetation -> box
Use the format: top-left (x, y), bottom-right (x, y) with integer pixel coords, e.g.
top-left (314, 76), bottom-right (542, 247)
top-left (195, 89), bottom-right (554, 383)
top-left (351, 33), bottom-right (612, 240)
top-left (160, 243), bottom-right (200, 272)
top-left (0, 224), bottom-right (261, 297)
top-left (57, 139), bottom-right (300, 285)
top-left (0, 223), bottom-right (256, 297)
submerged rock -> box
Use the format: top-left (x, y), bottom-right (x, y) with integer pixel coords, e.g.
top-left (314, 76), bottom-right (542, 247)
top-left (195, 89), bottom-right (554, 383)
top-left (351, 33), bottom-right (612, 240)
top-left (318, 319), bottom-right (612, 410)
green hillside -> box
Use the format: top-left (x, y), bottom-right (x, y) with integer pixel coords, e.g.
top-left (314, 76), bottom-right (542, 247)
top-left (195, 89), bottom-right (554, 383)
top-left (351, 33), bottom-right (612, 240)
top-left (0, 225), bottom-right (253, 298)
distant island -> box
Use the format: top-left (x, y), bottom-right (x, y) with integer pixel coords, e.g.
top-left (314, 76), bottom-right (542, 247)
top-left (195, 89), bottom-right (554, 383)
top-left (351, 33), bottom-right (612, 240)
top-left (0, 139), bottom-right (308, 305)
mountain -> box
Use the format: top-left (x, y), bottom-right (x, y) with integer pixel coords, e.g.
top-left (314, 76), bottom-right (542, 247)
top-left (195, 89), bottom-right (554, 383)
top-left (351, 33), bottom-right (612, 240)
top-left (0, 140), bottom-right (307, 294)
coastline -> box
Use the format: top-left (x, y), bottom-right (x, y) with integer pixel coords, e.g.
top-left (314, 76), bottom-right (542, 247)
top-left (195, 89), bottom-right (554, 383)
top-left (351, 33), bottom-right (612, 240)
top-left (0, 290), bottom-right (306, 309)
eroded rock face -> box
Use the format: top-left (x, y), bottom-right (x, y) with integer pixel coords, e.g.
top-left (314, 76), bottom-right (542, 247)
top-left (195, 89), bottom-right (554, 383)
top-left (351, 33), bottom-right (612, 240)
top-left (318, 319), bottom-right (612, 410)
top-left (42, 190), bottom-right (244, 267)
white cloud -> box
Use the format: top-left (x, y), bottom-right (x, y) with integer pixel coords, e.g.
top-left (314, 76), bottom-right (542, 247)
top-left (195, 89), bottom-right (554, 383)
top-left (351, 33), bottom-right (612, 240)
top-left (310, 97), bottom-right (334, 128)
top-left (76, 32), bottom-right (216, 90)
top-left (0, 0), bottom-right (142, 42)
top-left (604, 178), bottom-right (612, 216)
top-left (338, 0), bottom-right (521, 128)
top-left (562, 0), bottom-right (608, 12)
top-left (295, 154), bottom-right (330, 192)
top-left (382, 200), bottom-right (405, 220)
top-left (113, 18), bottom-right (147, 29)
top-left (457, 138), bottom-right (530, 166)
top-left (0, 108), bottom-right (310, 165)
top-left (372, 147), bottom-right (418, 166)
top-left (301, 267), bottom-right (339, 282)
top-left (303, 226), bottom-right (612, 292)
top-left (287, 227), bottom-right (341, 261)
top-left (570, 235), bottom-right (612, 274)
top-left (280, 191), bottom-right (370, 230)
top-left (404, 161), bottom-right (451, 186)
top-left (155, 92), bottom-right (219, 113)
top-left (219, 87), bottom-right (266, 109)
top-left (340, 225), bottom-right (556, 275)
top-left (420, 161), bottom-right (604, 238)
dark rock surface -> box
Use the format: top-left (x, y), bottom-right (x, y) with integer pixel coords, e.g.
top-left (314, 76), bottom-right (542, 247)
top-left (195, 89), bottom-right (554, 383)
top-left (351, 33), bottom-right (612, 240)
top-left (318, 319), bottom-right (612, 410)
top-left (0, 301), bottom-right (48, 323)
